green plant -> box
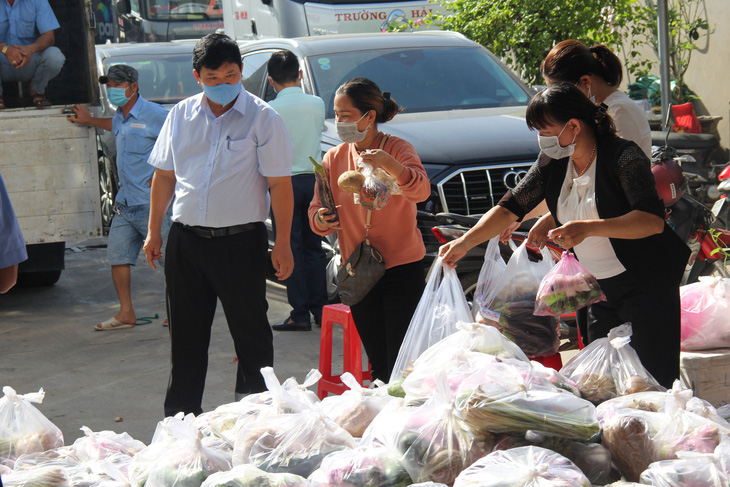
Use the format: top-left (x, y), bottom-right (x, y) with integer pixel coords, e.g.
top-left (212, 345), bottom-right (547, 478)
top-left (632, 0), bottom-right (711, 104)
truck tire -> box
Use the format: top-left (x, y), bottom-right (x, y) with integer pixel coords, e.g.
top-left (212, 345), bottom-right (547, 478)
top-left (17, 270), bottom-right (62, 287)
top-left (98, 155), bottom-right (116, 235)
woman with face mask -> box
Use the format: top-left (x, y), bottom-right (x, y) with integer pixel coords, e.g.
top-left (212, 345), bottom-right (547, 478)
top-left (440, 83), bottom-right (689, 388)
top-left (542, 39), bottom-right (652, 157)
top-left (308, 77), bottom-right (430, 382)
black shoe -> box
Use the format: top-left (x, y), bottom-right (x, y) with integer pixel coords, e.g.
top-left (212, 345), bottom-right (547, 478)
top-left (313, 315), bottom-right (321, 327)
top-left (272, 318), bottom-right (311, 331)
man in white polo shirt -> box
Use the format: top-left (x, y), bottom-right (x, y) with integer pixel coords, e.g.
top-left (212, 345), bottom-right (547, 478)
top-left (144, 33), bottom-right (294, 416)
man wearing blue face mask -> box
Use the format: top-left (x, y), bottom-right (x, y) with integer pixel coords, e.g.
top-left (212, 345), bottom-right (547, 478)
top-left (143, 33), bottom-right (294, 416)
top-left (69, 64), bottom-right (171, 331)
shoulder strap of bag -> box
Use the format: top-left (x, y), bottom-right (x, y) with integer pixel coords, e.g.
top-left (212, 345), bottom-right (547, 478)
top-left (364, 209), bottom-right (373, 245)
top-left (360, 134), bottom-right (388, 246)
top-left (379, 133), bottom-right (390, 150)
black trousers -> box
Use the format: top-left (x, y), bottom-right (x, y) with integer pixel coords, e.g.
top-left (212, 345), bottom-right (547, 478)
top-left (350, 260), bottom-right (425, 382)
top-left (586, 271), bottom-right (681, 388)
top-left (163, 222), bottom-right (271, 416)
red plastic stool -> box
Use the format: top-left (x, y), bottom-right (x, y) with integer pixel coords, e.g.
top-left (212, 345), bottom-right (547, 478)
top-left (317, 303), bottom-right (372, 399)
top-left (530, 352), bottom-right (563, 371)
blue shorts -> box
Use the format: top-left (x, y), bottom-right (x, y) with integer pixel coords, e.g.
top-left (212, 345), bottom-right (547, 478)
top-left (107, 203), bottom-right (171, 266)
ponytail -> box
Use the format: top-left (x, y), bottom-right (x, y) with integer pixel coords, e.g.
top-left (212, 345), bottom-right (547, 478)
top-left (589, 44), bottom-right (623, 86)
top-left (336, 78), bottom-right (401, 124)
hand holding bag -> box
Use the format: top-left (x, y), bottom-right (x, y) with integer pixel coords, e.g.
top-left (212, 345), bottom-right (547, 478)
top-left (337, 209), bottom-right (385, 306)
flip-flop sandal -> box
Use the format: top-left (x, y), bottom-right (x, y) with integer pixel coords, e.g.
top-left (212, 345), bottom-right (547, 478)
top-left (94, 317), bottom-right (135, 331)
top-left (31, 93), bottom-right (51, 108)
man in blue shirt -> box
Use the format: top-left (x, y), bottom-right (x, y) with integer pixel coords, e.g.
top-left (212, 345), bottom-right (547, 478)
top-left (144, 34), bottom-right (294, 416)
top-left (267, 50), bottom-right (328, 332)
top-left (69, 64), bottom-right (171, 331)
top-left (0, 172), bottom-right (27, 293)
top-left (0, 0), bottom-right (65, 108)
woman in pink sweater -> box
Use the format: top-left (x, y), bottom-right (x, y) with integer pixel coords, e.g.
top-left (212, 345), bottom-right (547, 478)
top-left (309, 77), bottom-right (431, 381)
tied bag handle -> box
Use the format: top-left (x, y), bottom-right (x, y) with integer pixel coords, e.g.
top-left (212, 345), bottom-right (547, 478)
top-left (363, 132), bottom-right (390, 246)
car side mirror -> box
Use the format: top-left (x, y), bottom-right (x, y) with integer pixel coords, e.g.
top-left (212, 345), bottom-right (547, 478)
top-left (116, 0), bottom-right (131, 15)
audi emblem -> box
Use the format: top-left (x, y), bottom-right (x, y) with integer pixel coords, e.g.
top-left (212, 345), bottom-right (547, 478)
top-left (503, 170), bottom-right (528, 191)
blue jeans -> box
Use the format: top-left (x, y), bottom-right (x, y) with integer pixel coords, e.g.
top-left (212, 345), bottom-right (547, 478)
top-left (285, 173), bottom-right (329, 323)
top-left (0, 46), bottom-right (65, 95)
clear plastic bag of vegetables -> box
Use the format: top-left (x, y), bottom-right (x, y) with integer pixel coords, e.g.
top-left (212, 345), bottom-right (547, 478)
top-left (534, 250), bottom-right (605, 316)
top-left (387, 322), bottom-right (529, 399)
top-left (0, 386), bottom-right (64, 468)
top-left (1, 464), bottom-right (71, 487)
top-left (318, 373), bottom-right (393, 438)
top-left (487, 241), bottom-right (560, 357)
top-left (70, 426), bottom-right (146, 462)
top-left (559, 323), bottom-right (664, 405)
top-left (452, 445), bottom-right (592, 487)
top-left (201, 463), bottom-right (308, 487)
top-left (232, 367), bottom-right (355, 477)
top-left (306, 445), bottom-right (412, 487)
top-left (361, 374), bottom-right (494, 486)
top-left (453, 358), bottom-right (600, 441)
top-left (144, 414), bottom-right (232, 487)
top-left (639, 452), bottom-right (730, 487)
top-left (473, 236), bottom-right (507, 323)
top-left (390, 257), bottom-right (474, 383)
top-left (128, 413), bottom-right (215, 487)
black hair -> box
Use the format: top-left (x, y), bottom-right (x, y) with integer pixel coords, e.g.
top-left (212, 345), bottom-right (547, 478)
top-left (542, 40), bottom-right (623, 87)
top-left (526, 83), bottom-right (616, 136)
top-left (192, 33), bottom-right (242, 74)
top-left (267, 50), bottom-right (300, 84)
top-left (335, 77), bottom-right (400, 124)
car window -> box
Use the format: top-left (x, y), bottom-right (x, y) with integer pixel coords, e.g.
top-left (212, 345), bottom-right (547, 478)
top-left (241, 51), bottom-right (277, 100)
top-left (148, 0), bottom-right (223, 20)
top-left (307, 47), bottom-right (530, 118)
top-left (103, 53), bottom-right (200, 105)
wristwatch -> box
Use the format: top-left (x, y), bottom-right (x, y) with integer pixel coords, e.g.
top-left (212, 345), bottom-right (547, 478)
top-left (1, 44), bottom-right (8, 56)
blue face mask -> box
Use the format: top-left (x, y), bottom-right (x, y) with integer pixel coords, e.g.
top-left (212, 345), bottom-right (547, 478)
top-left (202, 81), bottom-right (242, 106)
top-left (107, 87), bottom-right (130, 107)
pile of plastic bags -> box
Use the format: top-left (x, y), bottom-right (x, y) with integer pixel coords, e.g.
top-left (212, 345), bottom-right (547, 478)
top-left (4, 316), bottom-right (730, 486)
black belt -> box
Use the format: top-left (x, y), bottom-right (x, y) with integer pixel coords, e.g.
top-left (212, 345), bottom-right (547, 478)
top-left (179, 222), bottom-right (259, 238)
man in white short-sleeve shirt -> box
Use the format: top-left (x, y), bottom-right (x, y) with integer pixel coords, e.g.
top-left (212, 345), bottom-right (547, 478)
top-left (144, 33), bottom-right (294, 416)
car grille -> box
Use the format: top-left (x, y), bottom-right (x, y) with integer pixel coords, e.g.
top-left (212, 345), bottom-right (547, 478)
top-left (437, 163), bottom-right (533, 215)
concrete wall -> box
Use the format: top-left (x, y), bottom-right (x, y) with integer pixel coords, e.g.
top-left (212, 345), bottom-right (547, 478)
top-left (637, 0), bottom-right (729, 150)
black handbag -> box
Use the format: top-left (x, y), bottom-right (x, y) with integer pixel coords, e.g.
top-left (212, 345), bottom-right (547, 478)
top-left (337, 209), bottom-right (385, 306)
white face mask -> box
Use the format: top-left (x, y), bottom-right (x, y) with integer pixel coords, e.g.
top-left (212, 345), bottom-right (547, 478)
top-left (336, 111), bottom-right (370, 143)
top-left (537, 122), bottom-right (576, 159)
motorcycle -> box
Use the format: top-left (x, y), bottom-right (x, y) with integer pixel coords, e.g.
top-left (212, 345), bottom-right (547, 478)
top-left (652, 144), bottom-right (730, 283)
top-left (710, 162), bottom-right (730, 230)
top-left (651, 131), bottom-right (728, 206)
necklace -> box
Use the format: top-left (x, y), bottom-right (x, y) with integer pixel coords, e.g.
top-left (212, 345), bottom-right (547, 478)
top-left (569, 144), bottom-right (597, 190)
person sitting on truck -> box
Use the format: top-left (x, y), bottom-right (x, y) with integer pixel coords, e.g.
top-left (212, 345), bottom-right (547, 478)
top-left (68, 64), bottom-right (171, 331)
top-left (143, 33), bottom-right (294, 416)
top-left (0, 0), bottom-right (66, 108)
top-left (266, 49), bottom-right (329, 332)
top-left (0, 172), bottom-right (27, 293)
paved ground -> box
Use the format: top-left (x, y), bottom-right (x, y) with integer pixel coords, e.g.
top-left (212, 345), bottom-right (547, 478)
top-left (0, 239), bottom-right (579, 448)
top-left (0, 239), bottom-right (325, 445)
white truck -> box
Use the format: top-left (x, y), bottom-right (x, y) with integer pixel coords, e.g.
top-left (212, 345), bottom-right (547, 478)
top-left (222, 0), bottom-right (443, 39)
top-left (1, 0), bottom-right (102, 286)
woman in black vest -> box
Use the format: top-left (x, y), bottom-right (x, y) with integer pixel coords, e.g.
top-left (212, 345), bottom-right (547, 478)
top-left (440, 83), bottom-right (689, 387)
